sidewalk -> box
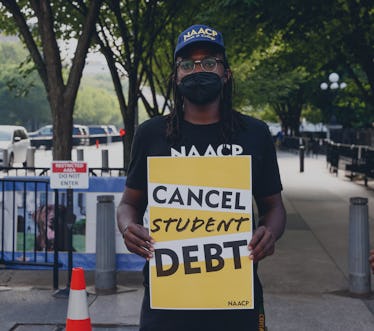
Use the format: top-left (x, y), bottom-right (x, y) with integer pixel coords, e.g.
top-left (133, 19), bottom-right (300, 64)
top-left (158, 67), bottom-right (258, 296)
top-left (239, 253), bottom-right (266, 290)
top-left (1, 150), bottom-right (374, 330)
top-left (261, 151), bottom-right (374, 331)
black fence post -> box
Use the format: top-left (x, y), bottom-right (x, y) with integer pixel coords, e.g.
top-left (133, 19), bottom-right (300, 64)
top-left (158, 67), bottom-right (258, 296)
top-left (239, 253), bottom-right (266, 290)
top-left (102, 149), bottom-right (109, 169)
top-left (66, 188), bottom-right (74, 287)
top-left (53, 190), bottom-right (59, 290)
top-left (77, 149), bottom-right (84, 161)
top-left (299, 145), bottom-right (305, 173)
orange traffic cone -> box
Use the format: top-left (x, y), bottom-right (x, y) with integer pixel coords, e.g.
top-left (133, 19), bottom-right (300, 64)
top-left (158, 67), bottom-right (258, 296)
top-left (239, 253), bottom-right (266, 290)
top-left (96, 139), bottom-right (99, 148)
top-left (66, 267), bottom-right (92, 331)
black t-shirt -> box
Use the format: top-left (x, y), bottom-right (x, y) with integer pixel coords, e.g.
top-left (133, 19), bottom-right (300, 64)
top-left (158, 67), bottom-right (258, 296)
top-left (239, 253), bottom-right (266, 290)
top-left (126, 114), bottom-right (282, 199)
top-left (125, 114), bottom-right (282, 330)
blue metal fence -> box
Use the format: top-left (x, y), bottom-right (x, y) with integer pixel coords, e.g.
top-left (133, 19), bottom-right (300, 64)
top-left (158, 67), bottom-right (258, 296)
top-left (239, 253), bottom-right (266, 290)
top-left (0, 177), bottom-right (61, 289)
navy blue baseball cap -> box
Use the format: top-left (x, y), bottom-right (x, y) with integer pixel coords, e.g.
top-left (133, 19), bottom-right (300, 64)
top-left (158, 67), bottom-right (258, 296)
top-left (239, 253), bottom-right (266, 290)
top-left (174, 24), bottom-right (225, 60)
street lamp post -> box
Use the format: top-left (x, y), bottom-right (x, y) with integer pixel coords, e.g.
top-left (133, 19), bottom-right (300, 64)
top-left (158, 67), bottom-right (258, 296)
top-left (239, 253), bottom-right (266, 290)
top-left (320, 72), bottom-right (347, 140)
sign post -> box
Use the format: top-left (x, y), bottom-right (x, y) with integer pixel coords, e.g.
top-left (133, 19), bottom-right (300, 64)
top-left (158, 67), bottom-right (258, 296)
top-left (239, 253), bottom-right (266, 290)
top-left (51, 161), bottom-right (89, 297)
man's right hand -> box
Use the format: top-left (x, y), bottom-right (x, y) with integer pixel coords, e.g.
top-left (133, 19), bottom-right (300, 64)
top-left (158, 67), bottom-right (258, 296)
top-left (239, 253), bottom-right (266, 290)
top-left (123, 223), bottom-right (155, 260)
top-left (117, 187), bottom-right (153, 260)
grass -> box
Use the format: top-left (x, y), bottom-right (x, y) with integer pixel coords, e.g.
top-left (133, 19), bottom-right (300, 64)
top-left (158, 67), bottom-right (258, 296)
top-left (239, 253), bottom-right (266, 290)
top-left (16, 233), bottom-right (85, 252)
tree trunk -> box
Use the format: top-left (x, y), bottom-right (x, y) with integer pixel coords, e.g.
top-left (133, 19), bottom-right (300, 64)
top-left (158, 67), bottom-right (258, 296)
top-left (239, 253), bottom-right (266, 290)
top-left (52, 100), bottom-right (73, 160)
top-left (1, 0), bottom-right (102, 161)
top-left (123, 115), bottom-right (134, 171)
top-left (123, 77), bottom-right (137, 170)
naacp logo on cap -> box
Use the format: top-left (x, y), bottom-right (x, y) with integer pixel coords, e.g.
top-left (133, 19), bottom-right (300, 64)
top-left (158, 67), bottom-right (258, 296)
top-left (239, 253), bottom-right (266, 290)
top-left (183, 26), bottom-right (218, 42)
top-left (174, 24), bottom-right (225, 59)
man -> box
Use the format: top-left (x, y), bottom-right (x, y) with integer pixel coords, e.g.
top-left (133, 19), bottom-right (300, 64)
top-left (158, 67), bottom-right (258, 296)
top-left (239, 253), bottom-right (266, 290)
top-left (117, 24), bottom-right (286, 331)
top-left (370, 250), bottom-right (374, 273)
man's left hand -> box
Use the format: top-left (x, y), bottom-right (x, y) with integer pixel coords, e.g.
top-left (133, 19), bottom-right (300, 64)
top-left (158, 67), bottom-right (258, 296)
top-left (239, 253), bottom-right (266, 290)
top-left (248, 225), bottom-right (275, 263)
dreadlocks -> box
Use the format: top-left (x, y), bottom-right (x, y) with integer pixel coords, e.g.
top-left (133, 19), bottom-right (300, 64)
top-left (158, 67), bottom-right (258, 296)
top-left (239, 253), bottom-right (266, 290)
top-left (166, 56), bottom-right (245, 146)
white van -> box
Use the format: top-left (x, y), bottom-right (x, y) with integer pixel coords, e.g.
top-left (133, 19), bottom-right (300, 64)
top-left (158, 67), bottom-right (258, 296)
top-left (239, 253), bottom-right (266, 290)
top-left (0, 125), bottom-right (30, 167)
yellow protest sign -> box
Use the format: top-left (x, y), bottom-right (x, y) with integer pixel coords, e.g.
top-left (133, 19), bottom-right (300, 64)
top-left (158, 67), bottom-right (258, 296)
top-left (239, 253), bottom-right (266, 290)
top-left (147, 156), bottom-right (253, 310)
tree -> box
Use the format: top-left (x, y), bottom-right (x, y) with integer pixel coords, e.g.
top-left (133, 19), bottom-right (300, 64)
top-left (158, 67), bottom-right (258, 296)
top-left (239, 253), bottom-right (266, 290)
top-left (210, 0), bottom-right (374, 130)
top-left (73, 0), bottom-right (188, 168)
top-left (232, 31), bottom-right (312, 135)
top-left (249, 0), bottom-right (374, 124)
top-left (139, 3), bottom-right (208, 119)
top-left (0, 39), bottom-right (50, 129)
top-left (0, 0), bottom-right (102, 160)
top-left (74, 83), bottom-right (122, 126)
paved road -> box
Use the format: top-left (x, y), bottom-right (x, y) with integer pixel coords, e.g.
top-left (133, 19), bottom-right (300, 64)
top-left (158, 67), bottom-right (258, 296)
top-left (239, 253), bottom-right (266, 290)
top-left (33, 142), bottom-right (125, 169)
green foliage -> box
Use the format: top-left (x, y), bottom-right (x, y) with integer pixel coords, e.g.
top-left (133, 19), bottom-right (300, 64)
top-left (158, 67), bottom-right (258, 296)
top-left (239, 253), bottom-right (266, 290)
top-left (0, 0), bottom-right (103, 160)
top-left (0, 38), bottom-right (125, 129)
top-left (2, 0), bottom-right (373, 139)
top-left (74, 77), bottom-right (122, 127)
top-left (212, 0), bottom-right (374, 130)
top-left (16, 233), bottom-right (35, 252)
top-left (234, 58), bottom-right (309, 109)
top-left (0, 39), bottom-right (50, 129)
top-left (252, 0), bottom-right (374, 126)
top-left (0, 4), bottom-right (18, 35)
top-left (240, 104), bottom-right (279, 122)
top-left (301, 105), bottom-right (323, 124)
top-left (72, 218), bottom-right (85, 235)
top-left (232, 33), bottom-right (311, 133)
top-left (72, 235), bottom-right (85, 252)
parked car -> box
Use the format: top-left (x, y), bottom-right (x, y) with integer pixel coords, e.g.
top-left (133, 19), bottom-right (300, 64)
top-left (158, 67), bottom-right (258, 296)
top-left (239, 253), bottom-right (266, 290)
top-left (72, 124), bottom-right (90, 146)
top-left (28, 125), bottom-right (53, 149)
top-left (87, 125), bottom-right (109, 136)
top-left (106, 125), bottom-right (119, 135)
top-left (105, 125), bottom-right (122, 142)
top-left (0, 125), bottom-right (30, 167)
top-left (87, 125), bottom-right (110, 145)
top-left (29, 124), bottom-right (89, 149)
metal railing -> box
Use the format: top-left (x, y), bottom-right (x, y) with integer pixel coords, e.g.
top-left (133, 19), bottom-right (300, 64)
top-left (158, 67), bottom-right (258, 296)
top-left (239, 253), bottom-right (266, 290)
top-left (0, 166), bottom-right (127, 177)
top-left (279, 136), bottom-right (373, 186)
top-left (0, 177), bottom-right (61, 289)
top-left (324, 141), bottom-right (374, 185)
top-left (0, 165), bottom-right (127, 289)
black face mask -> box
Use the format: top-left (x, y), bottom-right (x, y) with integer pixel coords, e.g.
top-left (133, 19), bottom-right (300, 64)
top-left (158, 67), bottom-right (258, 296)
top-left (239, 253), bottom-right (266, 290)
top-left (177, 72), bottom-right (222, 105)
